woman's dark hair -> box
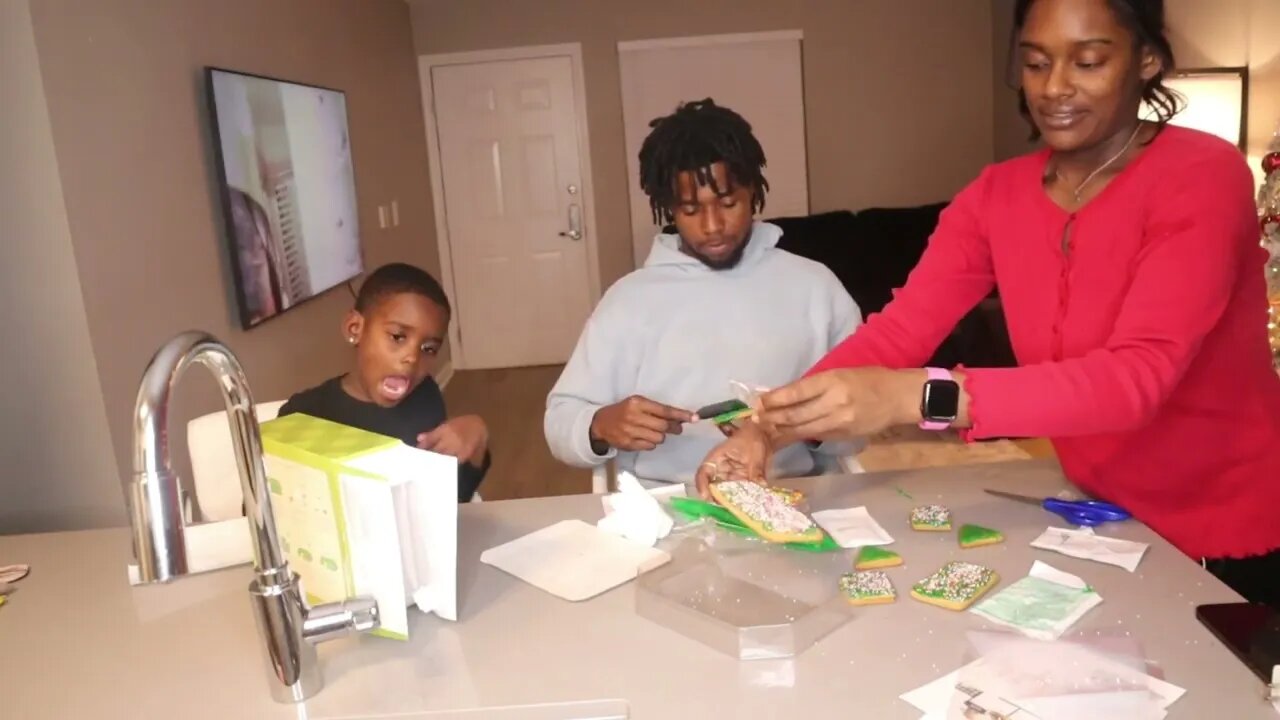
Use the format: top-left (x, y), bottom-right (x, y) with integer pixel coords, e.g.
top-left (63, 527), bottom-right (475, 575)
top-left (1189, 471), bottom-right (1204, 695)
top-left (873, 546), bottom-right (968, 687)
top-left (638, 98), bottom-right (768, 224)
top-left (1009, 0), bottom-right (1182, 140)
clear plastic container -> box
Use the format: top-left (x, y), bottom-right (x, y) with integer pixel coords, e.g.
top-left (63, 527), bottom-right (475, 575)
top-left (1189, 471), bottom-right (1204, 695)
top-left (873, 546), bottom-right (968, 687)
top-left (635, 530), bottom-right (852, 660)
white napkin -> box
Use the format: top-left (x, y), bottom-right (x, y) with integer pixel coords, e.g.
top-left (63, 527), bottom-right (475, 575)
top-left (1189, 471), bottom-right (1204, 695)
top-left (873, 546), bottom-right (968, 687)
top-left (1030, 526), bottom-right (1149, 572)
top-left (596, 471), bottom-right (674, 548)
top-left (811, 506), bottom-right (894, 548)
top-left (480, 519), bottom-right (670, 602)
top-left (970, 561), bottom-right (1103, 641)
top-left (126, 517), bottom-right (253, 585)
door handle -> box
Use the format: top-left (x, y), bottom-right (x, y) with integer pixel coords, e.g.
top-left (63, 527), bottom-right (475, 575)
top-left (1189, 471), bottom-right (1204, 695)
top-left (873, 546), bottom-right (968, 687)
top-left (559, 203), bottom-right (583, 241)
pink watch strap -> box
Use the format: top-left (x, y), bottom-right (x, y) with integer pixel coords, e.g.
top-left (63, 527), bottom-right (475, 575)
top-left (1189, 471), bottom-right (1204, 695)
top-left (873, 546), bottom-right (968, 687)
top-left (919, 367), bottom-right (953, 431)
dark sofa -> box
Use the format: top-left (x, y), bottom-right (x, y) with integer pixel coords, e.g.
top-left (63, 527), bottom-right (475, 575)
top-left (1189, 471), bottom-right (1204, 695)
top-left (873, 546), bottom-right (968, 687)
top-left (767, 205), bottom-right (1016, 369)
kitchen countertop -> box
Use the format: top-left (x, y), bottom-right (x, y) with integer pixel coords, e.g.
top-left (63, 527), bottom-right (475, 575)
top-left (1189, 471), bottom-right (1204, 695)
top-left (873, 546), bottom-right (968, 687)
top-left (0, 460), bottom-right (1271, 719)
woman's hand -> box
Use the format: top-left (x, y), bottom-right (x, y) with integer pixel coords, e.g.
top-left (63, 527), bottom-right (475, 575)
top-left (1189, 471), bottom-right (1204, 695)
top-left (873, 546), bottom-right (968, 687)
top-left (757, 368), bottom-right (927, 445)
top-left (694, 421), bottom-right (772, 500)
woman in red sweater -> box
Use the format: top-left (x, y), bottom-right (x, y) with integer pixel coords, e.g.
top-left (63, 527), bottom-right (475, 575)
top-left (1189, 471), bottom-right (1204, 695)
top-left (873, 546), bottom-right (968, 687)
top-left (697, 0), bottom-right (1280, 606)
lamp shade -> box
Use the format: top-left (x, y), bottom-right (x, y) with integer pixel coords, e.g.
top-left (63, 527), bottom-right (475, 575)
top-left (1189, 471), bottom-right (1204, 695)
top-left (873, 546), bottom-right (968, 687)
top-left (1142, 68), bottom-right (1247, 150)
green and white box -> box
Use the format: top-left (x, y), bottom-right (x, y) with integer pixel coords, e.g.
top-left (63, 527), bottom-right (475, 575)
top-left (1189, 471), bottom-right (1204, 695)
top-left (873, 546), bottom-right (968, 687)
top-left (260, 413), bottom-right (458, 639)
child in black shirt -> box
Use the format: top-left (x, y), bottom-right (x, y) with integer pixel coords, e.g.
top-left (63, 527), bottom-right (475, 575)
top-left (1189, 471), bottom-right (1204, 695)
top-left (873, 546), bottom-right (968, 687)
top-left (280, 263), bottom-right (488, 501)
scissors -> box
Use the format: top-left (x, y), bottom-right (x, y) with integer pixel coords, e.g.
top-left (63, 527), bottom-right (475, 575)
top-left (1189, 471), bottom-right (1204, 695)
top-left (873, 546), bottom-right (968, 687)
top-left (984, 489), bottom-right (1131, 527)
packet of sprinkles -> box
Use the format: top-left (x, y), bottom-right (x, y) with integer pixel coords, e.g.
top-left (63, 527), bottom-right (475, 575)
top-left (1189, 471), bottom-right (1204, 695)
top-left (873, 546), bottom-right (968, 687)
top-left (910, 561), bottom-right (999, 610)
top-left (910, 504), bottom-right (952, 531)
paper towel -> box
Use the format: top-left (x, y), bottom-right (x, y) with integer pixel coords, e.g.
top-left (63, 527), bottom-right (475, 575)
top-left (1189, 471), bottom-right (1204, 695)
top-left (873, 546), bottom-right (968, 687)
top-left (596, 471), bottom-right (675, 547)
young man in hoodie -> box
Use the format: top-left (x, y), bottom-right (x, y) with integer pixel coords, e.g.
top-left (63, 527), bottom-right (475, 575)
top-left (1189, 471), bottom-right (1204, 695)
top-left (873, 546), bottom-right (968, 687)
top-left (544, 99), bottom-right (862, 484)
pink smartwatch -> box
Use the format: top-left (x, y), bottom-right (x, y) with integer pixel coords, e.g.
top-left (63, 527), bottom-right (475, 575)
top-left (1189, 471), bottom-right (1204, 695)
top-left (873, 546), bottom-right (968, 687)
top-left (919, 367), bottom-right (960, 431)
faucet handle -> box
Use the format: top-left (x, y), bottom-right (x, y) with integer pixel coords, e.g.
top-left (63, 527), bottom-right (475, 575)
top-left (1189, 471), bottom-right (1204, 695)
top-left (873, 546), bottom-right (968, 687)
top-left (302, 595), bottom-right (381, 644)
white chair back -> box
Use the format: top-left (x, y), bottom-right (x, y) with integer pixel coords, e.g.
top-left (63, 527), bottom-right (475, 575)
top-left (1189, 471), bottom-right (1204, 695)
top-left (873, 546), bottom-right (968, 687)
top-left (188, 400), bottom-right (286, 521)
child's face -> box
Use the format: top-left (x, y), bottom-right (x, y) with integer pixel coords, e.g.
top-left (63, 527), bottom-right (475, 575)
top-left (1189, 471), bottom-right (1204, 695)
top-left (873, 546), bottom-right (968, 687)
top-left (344, 292), bottom-right (449, 407)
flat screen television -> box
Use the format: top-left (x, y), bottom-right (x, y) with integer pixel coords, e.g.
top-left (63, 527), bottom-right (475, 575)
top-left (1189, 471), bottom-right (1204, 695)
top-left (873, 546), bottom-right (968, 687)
top-left (206, 67), bottom-right (364, 329)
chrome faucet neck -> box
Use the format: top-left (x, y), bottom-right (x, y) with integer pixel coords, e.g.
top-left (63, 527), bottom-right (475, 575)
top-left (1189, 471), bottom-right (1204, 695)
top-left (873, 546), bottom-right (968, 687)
top-left (127, 330), bottom-right (378, 702)
top-left (130, 331), bottom-right (285, 579)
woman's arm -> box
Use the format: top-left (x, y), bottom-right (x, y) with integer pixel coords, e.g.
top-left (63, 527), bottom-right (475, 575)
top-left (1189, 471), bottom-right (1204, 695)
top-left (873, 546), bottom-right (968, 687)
top-left (957, 152), bottom-right (1256, 439)
top-left (764, 151), bottom-right (1258, 442)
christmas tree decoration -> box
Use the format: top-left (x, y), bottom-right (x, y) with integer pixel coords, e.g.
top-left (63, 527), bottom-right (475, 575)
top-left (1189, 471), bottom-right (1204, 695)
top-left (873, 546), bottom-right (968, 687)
top-left (1258, 123), bottom-right (1280, 369)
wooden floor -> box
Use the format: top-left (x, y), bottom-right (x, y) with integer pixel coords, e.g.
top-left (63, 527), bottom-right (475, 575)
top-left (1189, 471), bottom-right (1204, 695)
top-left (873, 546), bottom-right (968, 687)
top-left (443, 365), bottom-right (1055, 501)
top-left (442, 365), bottom-right (592, 500)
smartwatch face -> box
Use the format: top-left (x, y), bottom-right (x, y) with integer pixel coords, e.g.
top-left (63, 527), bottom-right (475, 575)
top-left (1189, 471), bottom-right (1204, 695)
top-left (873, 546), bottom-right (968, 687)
top-left (923, 380), bottom-right (960, 421)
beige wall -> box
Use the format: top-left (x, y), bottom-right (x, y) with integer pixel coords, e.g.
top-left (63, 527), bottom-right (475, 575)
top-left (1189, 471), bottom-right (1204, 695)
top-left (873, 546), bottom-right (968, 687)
top-left (26, 0), bottom-right (441, 519)
top-left (408, 0), bottom-right (996, 288)
top-left (991, 0), bottom-right (1280, 168)
top-left (1, 0), bottom-right (122, 532)
top-left (991, 0), bottom-right (1041, 161)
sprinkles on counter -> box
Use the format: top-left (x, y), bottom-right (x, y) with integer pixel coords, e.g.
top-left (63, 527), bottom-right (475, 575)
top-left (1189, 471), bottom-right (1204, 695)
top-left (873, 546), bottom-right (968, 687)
top-left (710, 481), bottom-right (823, 544)
top-left (910, 561), bottom-right (999, 610)
top-left (840, 571), bottom-right (896, 605)
top-left (911, 504), bottom-right (952, 531)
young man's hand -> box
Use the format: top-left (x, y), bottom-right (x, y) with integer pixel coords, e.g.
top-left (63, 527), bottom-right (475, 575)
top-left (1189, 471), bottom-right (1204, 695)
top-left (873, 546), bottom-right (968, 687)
top-left (418, 415), bottom-right (489, 467)
top-left (589, 395), bottom-right (695, 453)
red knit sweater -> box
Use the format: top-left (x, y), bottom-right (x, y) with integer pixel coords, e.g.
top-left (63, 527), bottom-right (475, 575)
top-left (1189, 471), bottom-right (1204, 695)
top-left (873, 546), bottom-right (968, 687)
top-left (810, 126), bottom-right (1280, 559)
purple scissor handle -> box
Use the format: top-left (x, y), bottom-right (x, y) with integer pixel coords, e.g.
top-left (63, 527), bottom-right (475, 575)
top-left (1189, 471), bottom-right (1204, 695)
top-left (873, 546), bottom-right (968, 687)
top-left (985, 489), bottom-right (1131, 527)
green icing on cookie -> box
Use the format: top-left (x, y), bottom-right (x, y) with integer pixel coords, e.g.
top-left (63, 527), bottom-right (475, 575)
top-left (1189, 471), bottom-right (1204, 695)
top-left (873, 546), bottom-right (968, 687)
top-left (959, 524), bottom-right (1003, 546)
top-left (856, 546), bottom-right (901, 565)
top-left (913, 561), bottom-right (995, 601)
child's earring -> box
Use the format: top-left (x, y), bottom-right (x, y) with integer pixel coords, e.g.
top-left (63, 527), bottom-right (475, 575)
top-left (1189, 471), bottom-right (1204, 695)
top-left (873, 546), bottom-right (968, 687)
top-left (347, 336), bottom-right (356, 345)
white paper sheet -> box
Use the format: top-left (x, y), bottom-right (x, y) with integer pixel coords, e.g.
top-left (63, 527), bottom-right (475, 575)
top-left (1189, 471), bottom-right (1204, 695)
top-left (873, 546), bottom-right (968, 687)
top-left (1030, 526), bottom-right (1149, 572)
top-left (900, 637), bottom-right (1185, 719)
top-left (481, 519), bottom-right (670, 602)
top-left (811, 506), bottom-right (894, 548)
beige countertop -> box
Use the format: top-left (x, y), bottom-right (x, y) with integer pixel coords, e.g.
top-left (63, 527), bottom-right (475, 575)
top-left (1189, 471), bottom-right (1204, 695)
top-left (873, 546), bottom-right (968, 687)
top-left (0, 460), bottom-right (1271, 718)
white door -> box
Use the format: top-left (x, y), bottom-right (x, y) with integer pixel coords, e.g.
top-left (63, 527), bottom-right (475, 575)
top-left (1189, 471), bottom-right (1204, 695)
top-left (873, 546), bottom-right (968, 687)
top-left (619, 32), bottom-right (809, 267)
top-left (425, 55), bottom-right (596, 369)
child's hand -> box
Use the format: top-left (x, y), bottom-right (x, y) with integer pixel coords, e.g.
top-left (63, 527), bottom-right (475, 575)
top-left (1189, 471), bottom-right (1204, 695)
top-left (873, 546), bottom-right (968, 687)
top-left (418, 415), bottom-right (488, 467)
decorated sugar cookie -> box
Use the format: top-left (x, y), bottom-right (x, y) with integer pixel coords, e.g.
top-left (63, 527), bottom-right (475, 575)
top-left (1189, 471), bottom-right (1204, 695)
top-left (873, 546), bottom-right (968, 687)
top-left (910, 504), bottom-right (952, 531)
top-left (840, 571), bottom-right (896, 606)
top-left (854, 545), bottom-right (902, 570)
top-left (958, 524), bottom-right (1004, 548)
top-left (910, 561), bottom-right (999, 610)
top-left (709, 481), bottom-right (822, 544)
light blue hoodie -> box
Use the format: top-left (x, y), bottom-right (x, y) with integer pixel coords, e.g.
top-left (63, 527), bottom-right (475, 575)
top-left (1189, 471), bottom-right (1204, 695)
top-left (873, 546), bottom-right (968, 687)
top-left (544, 221), bottom-right (863, 483)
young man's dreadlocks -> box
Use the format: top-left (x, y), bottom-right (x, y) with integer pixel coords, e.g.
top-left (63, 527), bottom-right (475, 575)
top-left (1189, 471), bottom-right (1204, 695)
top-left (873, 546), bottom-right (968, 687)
top-left (637, 98), bottom-right (769, 225)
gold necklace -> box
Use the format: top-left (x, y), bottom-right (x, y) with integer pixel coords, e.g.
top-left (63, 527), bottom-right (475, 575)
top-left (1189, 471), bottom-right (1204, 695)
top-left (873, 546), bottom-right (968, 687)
top-left (1048, 123), bottom-right (1144, 202)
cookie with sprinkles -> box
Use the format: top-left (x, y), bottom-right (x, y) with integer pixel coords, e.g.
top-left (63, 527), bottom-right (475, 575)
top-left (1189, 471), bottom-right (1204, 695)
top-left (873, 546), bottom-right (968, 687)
top-left (910, 504), bottom-right (952, 531)
top-left (854, 545), bottom-right (903, 570)
top-left (768, 486), bottom-right (805, 506)
top-left (958, 524), bottom-right (1004, 548)
top-left (840, 571), bottom-right (896, 606)
top-left (910, 561), bottom-right (999, 610)
top-left (709, 481), bottom-right (823, 544)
